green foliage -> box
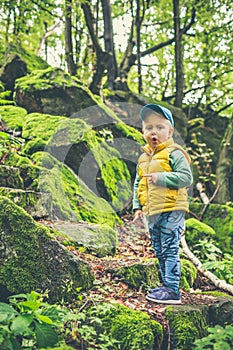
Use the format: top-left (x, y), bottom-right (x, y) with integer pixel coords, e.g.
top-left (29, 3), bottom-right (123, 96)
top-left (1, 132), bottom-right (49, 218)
top-left (194, 325), bottom-right (233, 350)
top-left (193, 239), bottom-right (233, 284)
top-left (0, 291), bottom-right (63, 349)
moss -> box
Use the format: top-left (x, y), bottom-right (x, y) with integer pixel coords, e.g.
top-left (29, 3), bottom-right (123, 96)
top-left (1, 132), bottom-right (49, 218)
top-left (88, 302), bottom-right (163, 350)
top-left (115, 121), bottom-right (144, 144)
top-left (0, 105), bottom-right (27, 131)
top-left (185, 218), bottom-right (216, 247)
top-left (32, 151), bottom-right (120, 225)
top-left (189, 203), bottom-right (233, 253)
top-left (4, 153), bottom-right (40, 190)
top-left (180, 259), bottom-right (197, 291)
top-left (53, 222), bottom-right (118, 257)
top-left (165, 304), bottom-right (209, 349)
top-left (0, 81), bottom-right (4, 92)
top-left (15, 67), bottom-right (79, 92)
top-left (86, 132), bottom-right (132, 212)
top-left (112, 260), bottom-right (160, 290)
top-left (4, 41), bottom-right (49, 72)
top-left (0, 196), bottom-right (94, 302)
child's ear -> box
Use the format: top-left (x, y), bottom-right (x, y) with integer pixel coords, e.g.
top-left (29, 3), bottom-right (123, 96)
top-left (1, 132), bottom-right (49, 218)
top-left (142, 129), bottom-right (144, 134)
top-left (169, 127), bottom-right (174, 137)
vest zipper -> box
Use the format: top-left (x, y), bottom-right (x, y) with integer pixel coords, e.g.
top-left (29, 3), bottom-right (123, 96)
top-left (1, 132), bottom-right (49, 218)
top-left (146, 152), bottom-right (153, 216)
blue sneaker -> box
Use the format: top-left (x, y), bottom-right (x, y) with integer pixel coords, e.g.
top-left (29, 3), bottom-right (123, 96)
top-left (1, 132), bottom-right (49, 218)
top-left (149, 285), bottom-right (167, 293)
top-left (146, 287), bottom-right (181, 304)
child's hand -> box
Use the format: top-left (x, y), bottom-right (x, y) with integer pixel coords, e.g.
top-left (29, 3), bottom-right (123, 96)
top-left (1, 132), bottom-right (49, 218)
top-left (144, 173), bottom-right (158, 184)
top-left (132, 209), bottom-right (143, 223)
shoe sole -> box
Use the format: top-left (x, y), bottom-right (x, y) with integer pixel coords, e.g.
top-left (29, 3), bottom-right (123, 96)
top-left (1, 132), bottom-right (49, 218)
top-left (146, 295), bottom-right (181, 305)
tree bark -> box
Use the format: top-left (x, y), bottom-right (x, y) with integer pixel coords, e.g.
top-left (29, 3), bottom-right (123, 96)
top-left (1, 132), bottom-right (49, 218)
top-left (81, 0), bottom-right (109, 94)
top-left (65, 0), bottom-right (76, 75)
top-left (216, 118), bottom-right (233, 203)
top-left (173, 0), bottom-right (184, 107)
top-left (101, 0), bottom-right (118, 89)
top-left (136, 0), bottom-right (142, 93)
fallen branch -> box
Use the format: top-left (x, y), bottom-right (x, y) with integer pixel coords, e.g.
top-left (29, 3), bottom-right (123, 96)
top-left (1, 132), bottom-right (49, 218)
top-left (180, 235), bottom-right (233, 295)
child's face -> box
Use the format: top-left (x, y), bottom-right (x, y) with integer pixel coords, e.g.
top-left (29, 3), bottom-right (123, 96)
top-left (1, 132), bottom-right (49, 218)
top-left (142, 113), bottom-right (174, 149)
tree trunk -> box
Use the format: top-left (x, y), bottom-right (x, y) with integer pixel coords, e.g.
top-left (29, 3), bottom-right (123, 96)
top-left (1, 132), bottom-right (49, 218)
top-left (65, 0), bottom-right (76, 76)
top-left (173, 0), bottom-right (184, 107)
top-left (81, 0), bottom-right (109, 95)
top-left (101, 0), bottom-right (118, 89)
top-left (136, 0), bottom-right (142, 93)
top-left (216, 118), bottom-right (233, 203)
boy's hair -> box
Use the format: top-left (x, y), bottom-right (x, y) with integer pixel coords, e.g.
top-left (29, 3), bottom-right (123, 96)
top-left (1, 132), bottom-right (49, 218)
top-left (140, 104), bottom-right (174, 127)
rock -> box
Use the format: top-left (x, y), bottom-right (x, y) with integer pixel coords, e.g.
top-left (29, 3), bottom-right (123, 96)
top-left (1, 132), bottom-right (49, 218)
top-left (0, 187), bottom-right (51, 219)
top-left (185, 218), bottom-right (216, 247)
top-left (14, 68), bottom-right (97, 116)
top-left (111, 260), bottom-right (160, 290)
top-left (0, 54), bottom-right (27, 91)
top-left (20, 111), bottom-right (132, 214)
top-left (164, 296), bottom-right (233, 350)
top-left (0, 105), bottom-right (28, 132)
top-left (110, 258), bottom-right (197, 292)
top-left (208, 297), bottom-right (233, 326)
top-left (53, 221), bottom-right (118, 257)
top-left (87, 302), bottom-right (163, 350)
top-left (189, 202), bottom-right (233, 253)
top-left (0, 165), bottom-right (24, 189)
top-left (0, 196), bottom-right (94, 302)
top-left (31, 151), bottom-right (120, 225)
top-left (165, 304), bottom-right (209, 350)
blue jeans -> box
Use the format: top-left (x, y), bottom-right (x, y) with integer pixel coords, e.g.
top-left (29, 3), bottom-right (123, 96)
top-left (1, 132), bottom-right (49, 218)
top-left (148, 210), bottom-right (185, 293)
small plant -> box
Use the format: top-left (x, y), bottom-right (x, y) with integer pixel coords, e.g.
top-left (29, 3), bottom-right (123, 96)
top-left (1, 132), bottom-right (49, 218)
top-left (194, 325), bottom-right (233, 350)
top-left (0, 291), bottom-right (65, 349)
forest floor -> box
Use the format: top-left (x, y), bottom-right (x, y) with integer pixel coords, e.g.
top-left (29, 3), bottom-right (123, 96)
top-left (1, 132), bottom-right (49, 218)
top-left (56, 214), bottom-right (222, 329)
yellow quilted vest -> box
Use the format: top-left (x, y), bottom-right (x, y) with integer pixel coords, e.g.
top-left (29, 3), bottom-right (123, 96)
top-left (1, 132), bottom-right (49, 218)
top-left (137, 138), bottom-right (190, 216)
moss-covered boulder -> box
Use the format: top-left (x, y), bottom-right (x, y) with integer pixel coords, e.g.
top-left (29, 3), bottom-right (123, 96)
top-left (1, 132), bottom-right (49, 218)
top-left (53, 221), bottom-right (118, 257)
top-left (110, 258), bottom-right (197, 292)
top-left (0, 54), bottom-right (27, 91)
top-left (0, 196), bottom-right (94, 302)
top-left (185, 218), bottom-right (216, 247)
top-left (87, 302), bottom-right (163, 350)
top-left (208, 297), bottom-right (233, 326)
top-left (0, 165), bottom-right (24, 189)
top-left (32, 151), bottom-right (120, 225)
top-left (0, 105), bottom-right (27, 132)
top-left (165, 304), bottom-right (209, 350)
top-left (19, 111), bottom-right (132, 213)
top-left (0, 187), bottom-right (51, 219)
top-left (189, 202), bottom-right (233, 253)
top-left (14, 68), bottom-right (96, 116)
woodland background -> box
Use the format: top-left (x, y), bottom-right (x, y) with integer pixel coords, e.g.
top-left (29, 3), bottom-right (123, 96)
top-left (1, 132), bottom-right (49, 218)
top-left (0, 0), bottom-right (233, 349)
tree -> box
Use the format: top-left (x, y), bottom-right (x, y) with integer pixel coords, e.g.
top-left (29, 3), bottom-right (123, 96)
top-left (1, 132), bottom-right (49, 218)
top-left (65, 0), bottom-right (76, 75)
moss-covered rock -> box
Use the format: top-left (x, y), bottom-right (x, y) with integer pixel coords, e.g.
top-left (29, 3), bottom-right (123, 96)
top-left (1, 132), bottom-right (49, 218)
top-left (189, 202), bottom-right (233, 253)
top-left (0, 105), bottom-right (27, 131)
top-left (0, 165), bottom-right (24, 189)
top-left (0, 187), bottom-right (51, 219)
top-left (53, 221), bottom-right (118, 257)
top-left (111, 260), bottom-right (160, 290)
top-left (4, 41), bottom-right (49, 73)
top-left (180, 259), bottom-right (197, 292)
top-left (0, 196), bottom-right (94, 302)
top-left (0, 54), bottom-right (27, 91)
top-left (87, 302), bottom-right (163, 350)
top-left (14, 68), bottom-right (96, 116)
top-left (185, 218), bottom-right (216, 247)
top-left (208, 297), bottom-right (233, 326)
top-left (110, 258), bottom-right (197, 291)
top-left (165, 304), bottom-right (209, 350)
top-left (17, 111), bottom-right (132, 213)
top-left (32, 151), bottom-right (120, 225)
